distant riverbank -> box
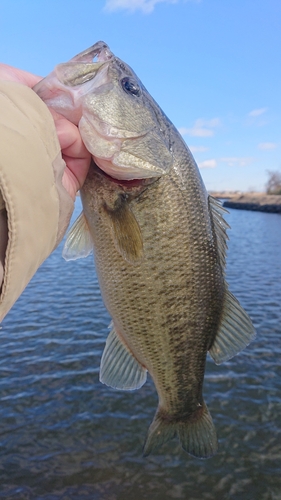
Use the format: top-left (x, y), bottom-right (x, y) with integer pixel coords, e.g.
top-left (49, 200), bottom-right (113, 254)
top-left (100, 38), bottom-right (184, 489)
top-left (210, 192), bottom-right (281, 213)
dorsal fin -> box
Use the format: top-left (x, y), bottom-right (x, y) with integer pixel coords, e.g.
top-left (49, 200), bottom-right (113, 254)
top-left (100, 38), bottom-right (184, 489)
top-left (208, 196), bottom-right (256, 363)
top-left (208, 195), bottom-right (230, 271)
top-left (209, 289), bottom-right (256, 364)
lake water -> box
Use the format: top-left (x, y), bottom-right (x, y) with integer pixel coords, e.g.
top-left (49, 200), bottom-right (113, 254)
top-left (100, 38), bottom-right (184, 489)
top-left (0, 199), bottom-right (280, 500)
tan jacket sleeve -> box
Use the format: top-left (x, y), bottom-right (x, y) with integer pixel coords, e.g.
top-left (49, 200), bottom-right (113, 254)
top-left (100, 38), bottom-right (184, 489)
top-left (0, 81), bottom-right (74, 322)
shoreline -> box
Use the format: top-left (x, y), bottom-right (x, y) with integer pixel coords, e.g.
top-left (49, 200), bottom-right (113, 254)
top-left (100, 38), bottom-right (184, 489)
top-left (209, 192), bottom-right (281, 214)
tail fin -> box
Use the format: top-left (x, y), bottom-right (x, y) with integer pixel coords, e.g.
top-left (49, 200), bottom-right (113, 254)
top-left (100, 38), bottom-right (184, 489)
top-left (143, 402), bottom-right (218, 459)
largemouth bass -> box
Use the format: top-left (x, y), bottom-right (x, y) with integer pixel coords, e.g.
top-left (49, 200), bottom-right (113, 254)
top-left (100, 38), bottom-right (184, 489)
top-left (34, 42), bottom-right (255, 458)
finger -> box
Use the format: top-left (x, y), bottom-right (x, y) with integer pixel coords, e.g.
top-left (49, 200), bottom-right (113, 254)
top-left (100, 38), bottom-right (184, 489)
top-left (60, 149), bottom-right (91, 200)
top-left (54, 117), bottom-right (91, 184)
top-left (48, 109), bottom-right (91, 198)
top-left (0, 63), bottom-right (42, 87)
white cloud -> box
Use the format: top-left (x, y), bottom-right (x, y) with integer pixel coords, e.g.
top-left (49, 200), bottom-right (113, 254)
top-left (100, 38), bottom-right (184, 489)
top-left (179, 127), bottom-right (213, 137)
top-left (258, 142), bottom-right (278, 150)
top-left (104, 0), bottom-right (178, 13)
top-left (189, 145), bottom-right (209, 153)
top-left (198, 159), bottom-right (217, 169)
top-left (220, 157), bottom-right (254, 167)
top-left (104, 0), bottom-right (201, 13)
top-left (248, 107), bottom-right (268, 117)
top-left (179, 118), bottom-right (221, 138)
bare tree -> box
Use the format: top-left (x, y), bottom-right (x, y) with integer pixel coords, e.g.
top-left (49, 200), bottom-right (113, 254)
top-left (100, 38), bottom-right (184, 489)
top-left (265, 170), bottom-right (281, 195)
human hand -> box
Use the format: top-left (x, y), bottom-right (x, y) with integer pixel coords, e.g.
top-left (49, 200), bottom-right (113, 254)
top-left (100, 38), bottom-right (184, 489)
top-left (0, 64), bottom-right (91, 201)
top-left (47, 107), bottom-right (91, 200)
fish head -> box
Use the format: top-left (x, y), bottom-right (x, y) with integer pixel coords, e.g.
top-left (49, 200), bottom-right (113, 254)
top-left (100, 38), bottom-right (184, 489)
top-left (34, 42), bottom-right (174, 180)
top-left (79, 54), bottom-right (174, 180)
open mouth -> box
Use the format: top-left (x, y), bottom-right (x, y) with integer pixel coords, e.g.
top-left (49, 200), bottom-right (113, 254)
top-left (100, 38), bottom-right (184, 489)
top-left (72, 41), bottom-right (113, 65)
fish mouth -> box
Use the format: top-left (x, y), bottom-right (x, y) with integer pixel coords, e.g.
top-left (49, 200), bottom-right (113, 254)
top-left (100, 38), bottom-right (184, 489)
top-left (33, 42), bottom-right (114, 125)
top-left (81, 108), bottom-right (147, 140)
top-left (92, 161), bottom-right (158, 188)
top-left (70, 41), bottom-right (113, 64)
top-left (34, 41), bottom-right (171, 182)
top-left (79, 113), bottom-right (165, 181)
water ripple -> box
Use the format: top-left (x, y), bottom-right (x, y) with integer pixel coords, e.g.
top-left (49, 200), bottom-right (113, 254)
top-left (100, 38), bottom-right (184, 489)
top-left (0, 203), bottom-right (280, 499)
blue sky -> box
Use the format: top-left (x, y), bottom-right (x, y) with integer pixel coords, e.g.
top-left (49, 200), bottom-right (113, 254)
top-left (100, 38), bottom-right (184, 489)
top-left (1, 0), bottom-right (280, 191)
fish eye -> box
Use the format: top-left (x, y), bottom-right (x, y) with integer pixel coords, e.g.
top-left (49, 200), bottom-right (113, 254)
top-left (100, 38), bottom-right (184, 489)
top-left (121, 77), bottom-right (141, 97)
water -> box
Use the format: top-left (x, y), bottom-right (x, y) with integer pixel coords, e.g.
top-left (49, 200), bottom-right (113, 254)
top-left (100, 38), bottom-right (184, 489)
top-left (0, 200), bottom-right (280, 500)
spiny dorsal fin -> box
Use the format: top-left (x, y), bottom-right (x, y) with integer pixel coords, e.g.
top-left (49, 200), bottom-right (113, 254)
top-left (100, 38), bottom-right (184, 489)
top-left (100, 323), bottom-right (147, 390)
top-left (103, 200), bottom-right (143, 265)
top-left (209, 289), bottom-right (256, 364)
top-left (62, 212), bottom-right (93, 261)
top-left (209, 196), bottom-right (230, 271)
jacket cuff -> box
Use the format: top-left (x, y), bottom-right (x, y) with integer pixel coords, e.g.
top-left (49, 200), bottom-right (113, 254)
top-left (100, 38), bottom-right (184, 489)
top-left (0, 81), bottom-right (74, 322)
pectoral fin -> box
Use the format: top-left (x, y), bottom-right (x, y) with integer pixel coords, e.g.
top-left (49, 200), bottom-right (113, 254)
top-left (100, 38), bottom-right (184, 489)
top-left (103, 200), bottom-right (143, 265)
top-left (100, 324), bottom-right (147, 390)
top-left (62, 212), bottom-right (93, 261)
top-left (209, 290), bottom-right (256, 364)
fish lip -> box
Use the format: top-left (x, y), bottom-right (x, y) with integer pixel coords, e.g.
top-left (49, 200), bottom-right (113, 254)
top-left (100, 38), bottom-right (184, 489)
top-left (81, 106), bottom-right (150, 141)
top-left (92, 162), bottom-right (158, 188)
top-left (80, 112), bottom-right (169, 180)
top-left (33, 55), bottom-right (113, 125)
top-left (70, 41), bottom-right (113, 64)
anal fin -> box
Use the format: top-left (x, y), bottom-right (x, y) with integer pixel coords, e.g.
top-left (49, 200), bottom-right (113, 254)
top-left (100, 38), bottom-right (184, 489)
top-left (100, 324), bottom-right (147, 391)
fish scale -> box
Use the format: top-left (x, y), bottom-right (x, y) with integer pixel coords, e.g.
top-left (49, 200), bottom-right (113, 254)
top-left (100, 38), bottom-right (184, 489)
top-left (79, 158), bottom-right (238, 457)
top-left (81, 162), bottom-right (222, 421)
top-left (35, 41), bottom-right (255, 458)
